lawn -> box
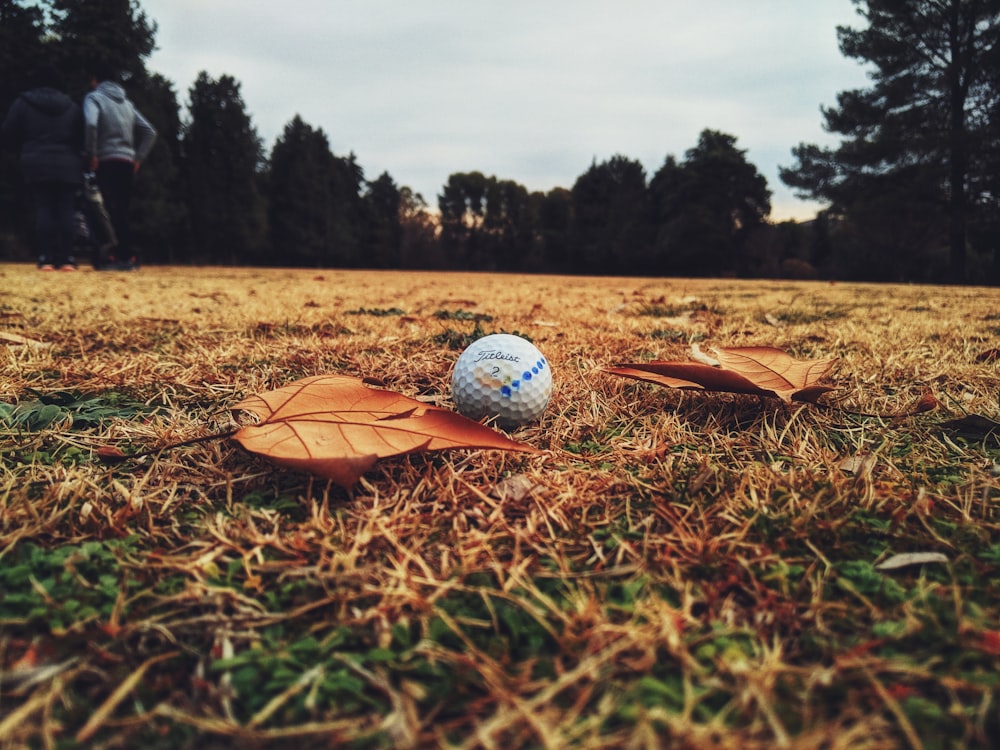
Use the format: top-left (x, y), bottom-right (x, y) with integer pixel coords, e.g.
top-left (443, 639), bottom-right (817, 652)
top-left (1, 264), bottom-right (999, 749)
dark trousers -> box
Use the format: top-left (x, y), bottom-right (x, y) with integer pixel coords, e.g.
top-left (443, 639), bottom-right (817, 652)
top-left (30, 181), bottom-right (77, 267)
top-left (96, 159), bottom-right (135, 262)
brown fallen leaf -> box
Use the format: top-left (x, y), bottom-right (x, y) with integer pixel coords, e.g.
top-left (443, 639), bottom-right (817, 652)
top-left (909, 390), bottom-right (940, 414)
top-left (96, 446), bottom-right (129, 463)
top-left (605, 345), bottom-right (836, 403)
top-left (232, 375), bottom-right (539, 488)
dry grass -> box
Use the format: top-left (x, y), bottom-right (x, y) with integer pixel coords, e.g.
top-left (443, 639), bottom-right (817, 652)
top-left (2, 263), bottom-right (999, 749)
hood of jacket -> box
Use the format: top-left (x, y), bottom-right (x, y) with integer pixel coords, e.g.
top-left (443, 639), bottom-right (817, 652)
top-left (94, 81), bottom-right (127, 103)
top-left (21, 87), bottom-right (75, 117)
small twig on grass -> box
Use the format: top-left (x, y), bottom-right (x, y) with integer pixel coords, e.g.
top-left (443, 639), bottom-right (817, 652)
top-left (814, 391), bottom-right (941, 421)
top-left (0, 690), bottom-right (50, 741)
top-left (248, 664), bottom-right (324, 729)
top-left (97, 430), bottom-right (238, 464)
top-left (75, 650), bottom-right (181, 743)
top-left (862, 666), bottom-right (924, 750)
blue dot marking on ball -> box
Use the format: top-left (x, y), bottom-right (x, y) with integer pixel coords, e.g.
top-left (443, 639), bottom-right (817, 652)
top-left (501, 385), bottom-right (512, 397)
top-left (523, 371), bottom-right (532, 381)
top-left (511, 380), bottom-right (520, 390)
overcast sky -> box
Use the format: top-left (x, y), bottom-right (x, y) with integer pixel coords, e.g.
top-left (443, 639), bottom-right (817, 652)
top-left (139, 1), bottom-right (871, 221)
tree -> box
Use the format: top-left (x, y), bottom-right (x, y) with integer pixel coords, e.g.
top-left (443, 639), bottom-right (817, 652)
top-left (483, 178), bottom-right (535, 270)
top-left (570, 155), bottom-right (649, 274)
top-left (398, 188), bottom-right (440, 269)
top-left (780, 0), bottom-right (1000, 283)
top-left (0, 0), bottom-right (45, 107)
top-left (364, 171), bottom-right (402, 268)
top-left (327, 151), bottom-right (366, 267)
top-left (48, 0), bottom-right (156, 92)
top-left (650, 130), bottom-right (771, 277)
top-left (0, 0), bottom-right (46, 258)
top-left (532, 188), bottom-right (573, 272)
top-left (266, 118), bottom-right (378, 268)
top-left (438, 171), bottom-right (489, 268)
top-left (438, 172), bottom-right (537, 270)
top-left (267, 116), bottom-right (337, 266)
top-left (128, 72), bottom-right (188, 263)
top-left (182, 72), bottom-right (265, 264)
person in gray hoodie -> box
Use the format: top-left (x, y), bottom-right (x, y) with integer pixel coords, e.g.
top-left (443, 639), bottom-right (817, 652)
top-left (83, 62), bottom-right (157, 270)
top-left (1, 65), bottom-right (84, 270)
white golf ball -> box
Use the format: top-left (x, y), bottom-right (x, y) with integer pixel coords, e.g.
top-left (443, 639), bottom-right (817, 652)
top-left (451, 333), bottom-right (552, 427)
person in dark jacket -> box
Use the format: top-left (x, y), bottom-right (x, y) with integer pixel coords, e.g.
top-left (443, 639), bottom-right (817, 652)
top-left (84, 62), bottom-right (156, 270)
top-left (1, 65), bottom-right (85, 270)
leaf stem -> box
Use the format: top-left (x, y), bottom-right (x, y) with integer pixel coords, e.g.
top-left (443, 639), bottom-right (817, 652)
top-left (104, 430), bottom-right (238, 463)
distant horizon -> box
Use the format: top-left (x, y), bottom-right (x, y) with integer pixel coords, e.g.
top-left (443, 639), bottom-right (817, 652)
top-left (409, 193), bottom-right (823, 224)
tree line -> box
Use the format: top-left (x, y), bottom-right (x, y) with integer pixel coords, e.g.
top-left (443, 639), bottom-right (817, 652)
top-left (2, 0), bottom-right (999, 283)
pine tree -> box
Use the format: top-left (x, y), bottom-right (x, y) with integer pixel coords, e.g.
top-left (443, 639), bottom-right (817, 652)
top-left (364, 172), bottom-right (402, 269)
top-left (0, 0), bottom-right (45, 106)
top-left (182, 72), bottom-right (265, 264)
top-left (268, 116), bottom-right (337, 266)
top-left (438, 171), bottom-right (489, 269)
top-left (49, 0), bottom-right (156, 93)
top-left (781, 0), bottom-right (1000, 282)
top-left (0, 0), bottom-right (47, 257)
top-left (650, 130), bottom-right (771, 277)
top-left (569, 155), bottom-right (648, 274)
top-left (129, 72), bottom-right (188, 263)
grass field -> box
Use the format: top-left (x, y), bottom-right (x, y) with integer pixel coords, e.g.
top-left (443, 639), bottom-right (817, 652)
top-left (2, 263), bottom-right (1000, 749)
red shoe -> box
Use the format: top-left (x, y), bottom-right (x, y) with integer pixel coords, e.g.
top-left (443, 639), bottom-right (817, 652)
top-left (39, 264), bottom-right (55, 271)
top-left (60, 264), bottom-right (77, 271)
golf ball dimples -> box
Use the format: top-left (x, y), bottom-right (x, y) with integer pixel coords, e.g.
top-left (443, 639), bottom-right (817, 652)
top-left (451, 334), bottom-right (552, 426)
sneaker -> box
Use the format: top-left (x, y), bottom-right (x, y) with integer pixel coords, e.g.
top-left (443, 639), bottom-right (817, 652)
top-left (59, 264), bottom-right (77, 271)
top-left (39, 264), bottom-right (55, 271)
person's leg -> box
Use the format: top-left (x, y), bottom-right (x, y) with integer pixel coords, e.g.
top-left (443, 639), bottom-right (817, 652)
top-left (96, 161), bottom-right (135, 265)
top-left (31, 182), bottom-right (57, 269)
top-left (53, 183), bottom-right (77, 269)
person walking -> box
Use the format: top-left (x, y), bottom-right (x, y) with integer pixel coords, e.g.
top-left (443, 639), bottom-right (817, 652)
top-left (1, 65), bottom-right (84, 271)
top-left (83, 62), bottom-right (157, 270)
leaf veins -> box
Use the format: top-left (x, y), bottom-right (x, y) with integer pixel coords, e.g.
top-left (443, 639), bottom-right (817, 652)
top-left (605, 345), bottom-right (836, 403)
top-left (231, 374), bottom-right (539, 488)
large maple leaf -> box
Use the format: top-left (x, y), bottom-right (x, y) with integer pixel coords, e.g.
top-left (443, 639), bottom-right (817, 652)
top-left (604, 346), bottom-right (836, 403)
top-left (232, 375), bottom-right (539, 488)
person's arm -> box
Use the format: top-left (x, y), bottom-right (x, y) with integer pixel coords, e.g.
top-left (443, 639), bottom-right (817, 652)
top-left (132, 108), bottom-right (157, 170)
top-left (82, 93), bottom-right (100, 170)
